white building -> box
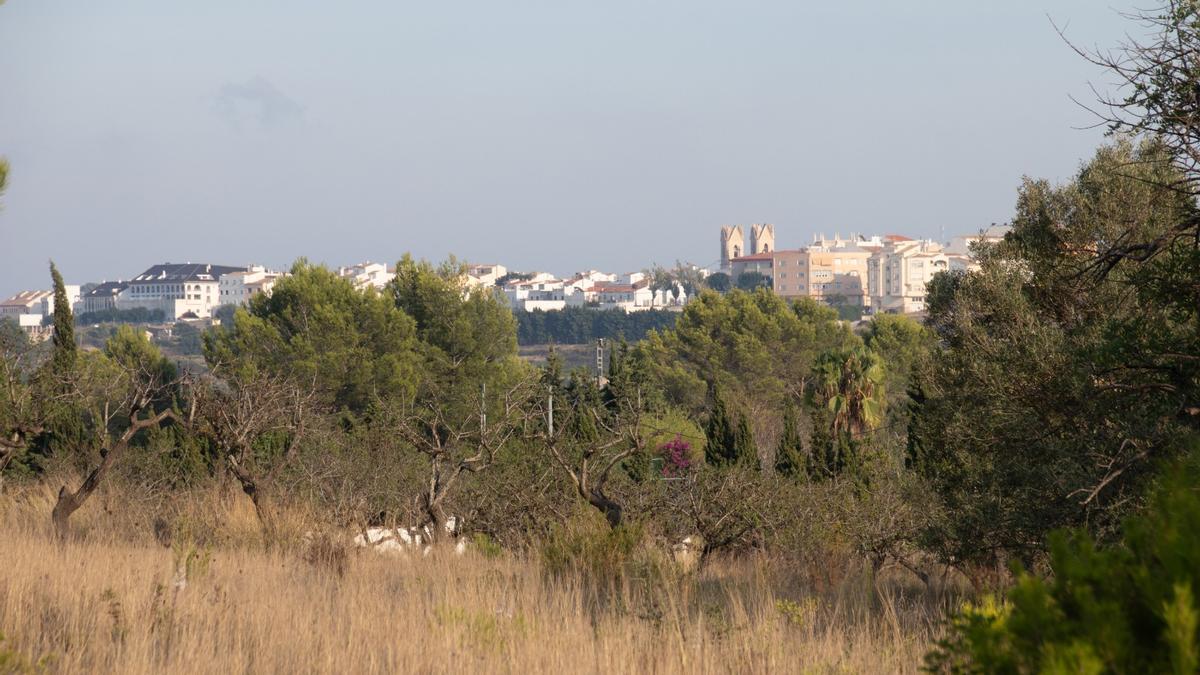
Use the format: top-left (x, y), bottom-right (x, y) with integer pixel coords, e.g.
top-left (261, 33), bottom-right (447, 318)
top-left (337, 262), bottom-right (394, 291)
top-left (502, 277), bottom-right (568, 312)
top-left (1, 291), bottom-right (55, 340)
top-left (219, 266), bottom-right (285, 307)
top-left (812, 233), bottom-right (886, 249)
top-left (465, 263), bottom-right (508, 288)
top-left (118, 263), bottom-right (246, 320)
top-left (867, 239), bottom-right (950, 314)
top-left (0, 290), bottom-right (53, 318)
top-left (79, 281), bottom-right (128, 315)
top-left (594, 282), bottom-right (654, 312)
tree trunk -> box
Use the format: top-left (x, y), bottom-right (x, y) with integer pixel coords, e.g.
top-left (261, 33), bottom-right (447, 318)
top-left (52, 446), bottom-right (118, 539)
top-left (52, 410), bottom-right (174, 538)
top-left (422, 491), bottom-right (449, 543)
top-left (230, 464), bottom-right (277, 540)
top-left (587, 490), bottom-right (624, 529)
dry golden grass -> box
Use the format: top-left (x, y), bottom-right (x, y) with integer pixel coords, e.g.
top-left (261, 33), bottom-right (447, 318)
top-left (0, 482), bottom-right (941, 674)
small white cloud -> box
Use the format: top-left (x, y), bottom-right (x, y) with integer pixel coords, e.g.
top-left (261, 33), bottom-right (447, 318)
top-left (214, 76), bottom-right (304, 128)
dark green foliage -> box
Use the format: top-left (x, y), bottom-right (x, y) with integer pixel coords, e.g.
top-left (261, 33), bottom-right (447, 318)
top-left (389, 254), bottom-right (527, 419)
top-left (704, 387), bottom-right (736, 467)
top-left (48, 261), bottom-right (75, 376)
top-left (515, 307), bottom-right (679, 345)
top-left (732, 414), bottom-right (759, 469)
top-left (205, 260), bottom-right (423, 413)
top-left (75, 307), bottom-right (166, 325)
top-left (638, 289), bottom-right (857, 415)
top-left (913, 139), bottom-right (1199, 565)
top-left (805, 403), bottom-right (849, 480)
top-left (704, 387), bottom-right (756, 468)
top-left (774, 401), bottom-right (805, 478)
top-left (927, 442), bottom-right (1200, 674)
top-left (705, 272), bottom-right (732, 292)
top-left (621, 448), bottom-right (651, 484)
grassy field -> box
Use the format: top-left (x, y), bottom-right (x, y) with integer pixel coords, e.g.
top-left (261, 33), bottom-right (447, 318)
top-left (0, 482), bottom-right (942, 673)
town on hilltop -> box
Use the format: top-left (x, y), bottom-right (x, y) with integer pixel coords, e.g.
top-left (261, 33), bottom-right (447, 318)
top-left (1, 223), bottom-right (1006, 341)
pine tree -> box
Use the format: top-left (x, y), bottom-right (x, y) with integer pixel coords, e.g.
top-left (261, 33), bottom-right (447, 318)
top-left (775, 401), bottom-right (805, 478)
top-left (49, 261), bottom-right (76, 376)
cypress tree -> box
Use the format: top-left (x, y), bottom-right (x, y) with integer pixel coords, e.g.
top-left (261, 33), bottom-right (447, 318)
top-left (49, 261), bottom-right (76, 376)
top-left (704, 385), bottom-right (737, 466)
top-left (733, 413), bottom-right (760, 469)
top-left (775, 401), bottom-right (805, 478)
top-left (807, 404), bottom-right (834, 480)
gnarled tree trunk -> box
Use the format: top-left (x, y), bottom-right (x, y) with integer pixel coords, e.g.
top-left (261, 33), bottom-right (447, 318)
top-left (585, 489), bottom-right (623, 529)
top-left (52, 410), bottom-right (173, 539)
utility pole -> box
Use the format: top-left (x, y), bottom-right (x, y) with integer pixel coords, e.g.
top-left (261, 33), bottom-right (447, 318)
top-left (479, 382), bottom-right (487, 433)
top-left (595, 338), bottom-right (606, 387)
top-left (547, 388), bottom-right (554, 437)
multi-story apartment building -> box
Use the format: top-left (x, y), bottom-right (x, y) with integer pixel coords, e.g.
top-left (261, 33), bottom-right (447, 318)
top-left (770, 249), bottom-right (809, 297)
top-left (502, 275), bottom-right (567, 312)
top-left (594, 282), bottom-right (654, 312)
top-left (466, 263), bottom-right (508, 287)
top-left (218, 266), bottom-right (284, 307)
top-left (867, 237), bottom-right (950, 314)
top-left (805, 239), bottom-right (871, 305)
top-left (79, 281), bottom-right (129, 314)
top-left (118, 263), bottom-right (245, 319)
top-left (1, 290), bottom-right (57, 341)
top-left (336, 262), bottom-right (394, 291)
top-left (0, 290), bottom-right (53, 318)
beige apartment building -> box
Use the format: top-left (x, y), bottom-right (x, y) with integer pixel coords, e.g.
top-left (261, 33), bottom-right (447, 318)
top-left (866, 238), bottom-right (950, 313)
top-left (771, 249), bottom-right (808, 297)
top-left (806, 245), bottom-right (870, 305)
top-left (744, 245), bottom-right (870, 306)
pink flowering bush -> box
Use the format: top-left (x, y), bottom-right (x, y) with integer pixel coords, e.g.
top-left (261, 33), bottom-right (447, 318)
top-left (659, 435), bottom-right (693, 477)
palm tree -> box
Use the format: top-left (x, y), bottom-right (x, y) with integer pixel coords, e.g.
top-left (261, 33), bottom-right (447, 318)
top-left (816, 346), bottom-right (886, 438)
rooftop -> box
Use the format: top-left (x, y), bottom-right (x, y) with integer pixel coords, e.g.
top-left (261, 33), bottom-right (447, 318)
top-left (132, 263), bottom-right (245, 283)
top-left (1, 290), bottom-right (52, 307)
top-left (83, 281), bottom-right (128, 297)
top-left (730, 252), bottom-right (775, 262)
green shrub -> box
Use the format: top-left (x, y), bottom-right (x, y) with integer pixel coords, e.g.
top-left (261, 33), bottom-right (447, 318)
top-left (541, 513), bottom-right (644, 579)
top-left (472, 533), bottom-right (504, 559)
top-left (926, 446), bottom-right (1200, 673)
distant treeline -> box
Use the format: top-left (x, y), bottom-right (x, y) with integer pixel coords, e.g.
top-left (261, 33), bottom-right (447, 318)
top-left (516, 307), bottom-right (679, 345)
top-left (75, 307), bottom-right (165, 325)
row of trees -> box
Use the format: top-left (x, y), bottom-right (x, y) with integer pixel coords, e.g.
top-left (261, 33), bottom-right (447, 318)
top-left (1, 252), bottom-right (915, 553)
top-left (2, 131), bottom-right (1193, 580)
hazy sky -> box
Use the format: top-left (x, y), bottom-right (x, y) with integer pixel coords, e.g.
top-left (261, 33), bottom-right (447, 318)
top-left (0, 1), bottom-right (1138, 295)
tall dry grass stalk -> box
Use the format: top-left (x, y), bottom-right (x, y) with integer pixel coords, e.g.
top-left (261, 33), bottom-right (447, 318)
top-left (0, 482), bottom-right (940, 673)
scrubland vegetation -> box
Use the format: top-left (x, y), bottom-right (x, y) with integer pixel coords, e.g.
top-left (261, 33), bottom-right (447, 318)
top-left (0, 481), bottom-right (947, 674)
top-left (3, 3), bottom-right (1200, 672)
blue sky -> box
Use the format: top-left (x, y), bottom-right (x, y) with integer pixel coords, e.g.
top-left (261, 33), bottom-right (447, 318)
top-left (0, 1), bottom-right (1137, 294)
